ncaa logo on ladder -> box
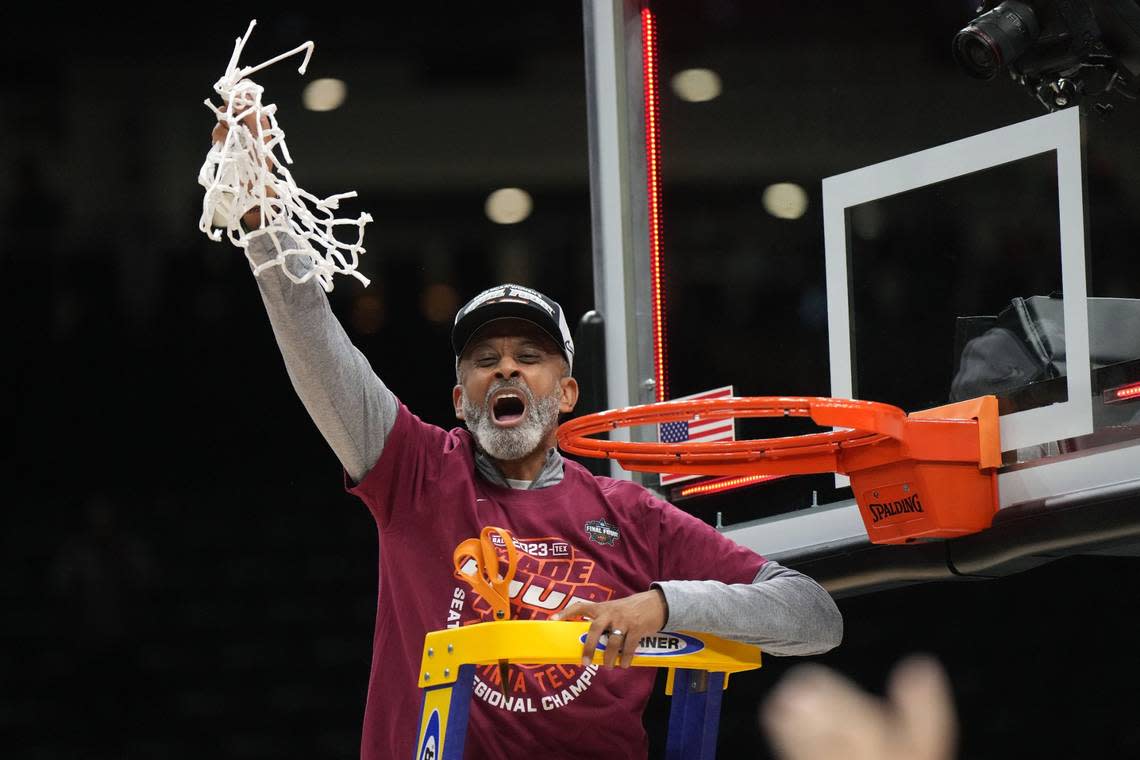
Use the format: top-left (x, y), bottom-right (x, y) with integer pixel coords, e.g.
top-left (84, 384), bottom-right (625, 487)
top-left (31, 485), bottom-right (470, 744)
top-left (417, 710), bottom-right (440, 760)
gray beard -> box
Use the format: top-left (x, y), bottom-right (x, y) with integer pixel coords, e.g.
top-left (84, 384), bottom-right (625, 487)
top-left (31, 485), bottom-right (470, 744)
top-left (462, 379), bottom-right (562, 463)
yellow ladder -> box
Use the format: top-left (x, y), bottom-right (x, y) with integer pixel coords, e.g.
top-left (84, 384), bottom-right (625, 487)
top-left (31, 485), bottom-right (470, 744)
top-left (413, 620), bottom-right (762, 759)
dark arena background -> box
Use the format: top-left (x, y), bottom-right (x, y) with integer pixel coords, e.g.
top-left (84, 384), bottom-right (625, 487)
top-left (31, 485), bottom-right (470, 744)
top-left (4, 3), bottom-right (1140, 758)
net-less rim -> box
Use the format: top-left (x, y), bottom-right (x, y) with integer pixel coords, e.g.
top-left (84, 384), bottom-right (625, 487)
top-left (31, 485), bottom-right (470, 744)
top-left (556, 396), bottom-right (907, 466)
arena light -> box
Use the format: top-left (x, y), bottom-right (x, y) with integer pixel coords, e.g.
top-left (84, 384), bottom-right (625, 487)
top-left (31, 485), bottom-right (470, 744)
top-left (302, 78), bottom-right (347, 112)
top-left (763, 183), bottom-right (809, 220)
top-left (421, 283), bottom-right (460, 324)
top-left (671, 68), bottom-right (722, 103)
top-left (1104, 381), bottom-right (1140, 404)
top-left (642, 6), bottom-right (668, 402)
top-left (350, 292), bottom-right (385, 335)
top-left (485, 188), bottom-right (533, 225)
top-left (676, 474), bottom-right (784, 499)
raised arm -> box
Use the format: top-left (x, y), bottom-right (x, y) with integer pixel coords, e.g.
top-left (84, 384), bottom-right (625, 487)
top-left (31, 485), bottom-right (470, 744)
top-left (211, 112), bottom-right (395, 483)
top-left (245, 231), bottom-right (397, 483)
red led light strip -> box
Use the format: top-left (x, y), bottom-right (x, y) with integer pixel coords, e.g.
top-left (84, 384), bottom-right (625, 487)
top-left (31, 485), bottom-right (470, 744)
top-left (641, 5), bottom-right (667, 402)
top-left (677, 474), bottom-right (784, 499)
top-left (1104, 381), bottom-right (1140, 404)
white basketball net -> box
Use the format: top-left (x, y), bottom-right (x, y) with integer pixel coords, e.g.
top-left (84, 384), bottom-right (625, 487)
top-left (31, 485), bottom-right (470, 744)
top-left (198, 19), bottom-right (372, 291)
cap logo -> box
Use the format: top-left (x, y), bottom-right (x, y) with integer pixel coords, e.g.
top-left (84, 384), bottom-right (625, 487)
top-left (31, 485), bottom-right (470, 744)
top-left (456, 284), bottom-right (556, 323)
top-left (458, 285), bottom-right (510, 319)
top-left (502, 285), bottom-right (555, 316)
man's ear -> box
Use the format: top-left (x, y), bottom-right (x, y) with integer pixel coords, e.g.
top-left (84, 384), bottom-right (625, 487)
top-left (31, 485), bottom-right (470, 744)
top-left (559, 376), bottom-right (579, 414)
top-left (453, 385), bottom-right (465, 420)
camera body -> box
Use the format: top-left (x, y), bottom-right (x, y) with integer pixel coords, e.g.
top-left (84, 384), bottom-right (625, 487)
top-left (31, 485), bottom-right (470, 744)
top-left (954, 0), bottom-right (1140, 111)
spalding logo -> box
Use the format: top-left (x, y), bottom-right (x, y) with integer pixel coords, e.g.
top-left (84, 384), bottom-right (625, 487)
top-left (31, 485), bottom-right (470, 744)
top-left (579, 631), bottom-right (705, 657)
top-left (418, 710), bottom-right (440, 760)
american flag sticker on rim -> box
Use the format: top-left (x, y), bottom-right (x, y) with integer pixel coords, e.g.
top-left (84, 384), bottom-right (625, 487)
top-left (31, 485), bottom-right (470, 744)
top-left (657, 385), bottom-right (735, 486)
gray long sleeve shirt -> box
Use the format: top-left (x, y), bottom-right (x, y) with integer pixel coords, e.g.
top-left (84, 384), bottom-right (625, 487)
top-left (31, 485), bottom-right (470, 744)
top-left (246, 231), bottom-right (842, 656)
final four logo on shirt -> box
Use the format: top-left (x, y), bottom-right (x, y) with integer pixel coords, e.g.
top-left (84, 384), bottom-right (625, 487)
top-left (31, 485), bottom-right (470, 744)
top-left (584, 518), bottom-right (620, 546)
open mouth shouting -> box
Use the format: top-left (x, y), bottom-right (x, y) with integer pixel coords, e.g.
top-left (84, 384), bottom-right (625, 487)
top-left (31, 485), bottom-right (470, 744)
top-left (463, 379), bottom-right (562, 462)
top-left (490, 388), bottom-right (528, 427)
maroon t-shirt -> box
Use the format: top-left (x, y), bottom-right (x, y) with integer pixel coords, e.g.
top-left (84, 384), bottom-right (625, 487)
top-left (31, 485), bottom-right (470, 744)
top-left (348, 404), bottom-right (766, 759)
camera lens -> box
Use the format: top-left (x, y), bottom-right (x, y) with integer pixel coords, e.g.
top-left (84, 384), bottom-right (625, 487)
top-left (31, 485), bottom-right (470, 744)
top-left (953, 1), bottom-right (1040, 80)
top-left (957, 33), bottom-right (1002, 77)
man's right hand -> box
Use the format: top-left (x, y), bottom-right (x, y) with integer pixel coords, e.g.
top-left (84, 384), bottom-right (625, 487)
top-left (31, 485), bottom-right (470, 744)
top-left (210, 102), bottom-right (277, 229)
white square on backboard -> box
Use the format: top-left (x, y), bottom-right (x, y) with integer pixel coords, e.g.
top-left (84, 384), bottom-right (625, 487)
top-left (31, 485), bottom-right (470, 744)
top-left (821, 107), bottom-right (1092, 478)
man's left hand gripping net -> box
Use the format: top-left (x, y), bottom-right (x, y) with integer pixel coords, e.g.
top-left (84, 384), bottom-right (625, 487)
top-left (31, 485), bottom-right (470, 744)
top-left (197, 19), bottom-right (372, 292)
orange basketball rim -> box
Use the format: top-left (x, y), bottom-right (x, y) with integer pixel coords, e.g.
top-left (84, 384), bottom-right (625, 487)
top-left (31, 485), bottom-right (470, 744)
top-left (557, 396), bottom-right (1002, 545)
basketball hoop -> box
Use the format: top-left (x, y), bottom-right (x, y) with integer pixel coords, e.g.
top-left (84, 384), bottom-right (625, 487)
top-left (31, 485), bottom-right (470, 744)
top-left (557, 396), bottom-right (1001, 544)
